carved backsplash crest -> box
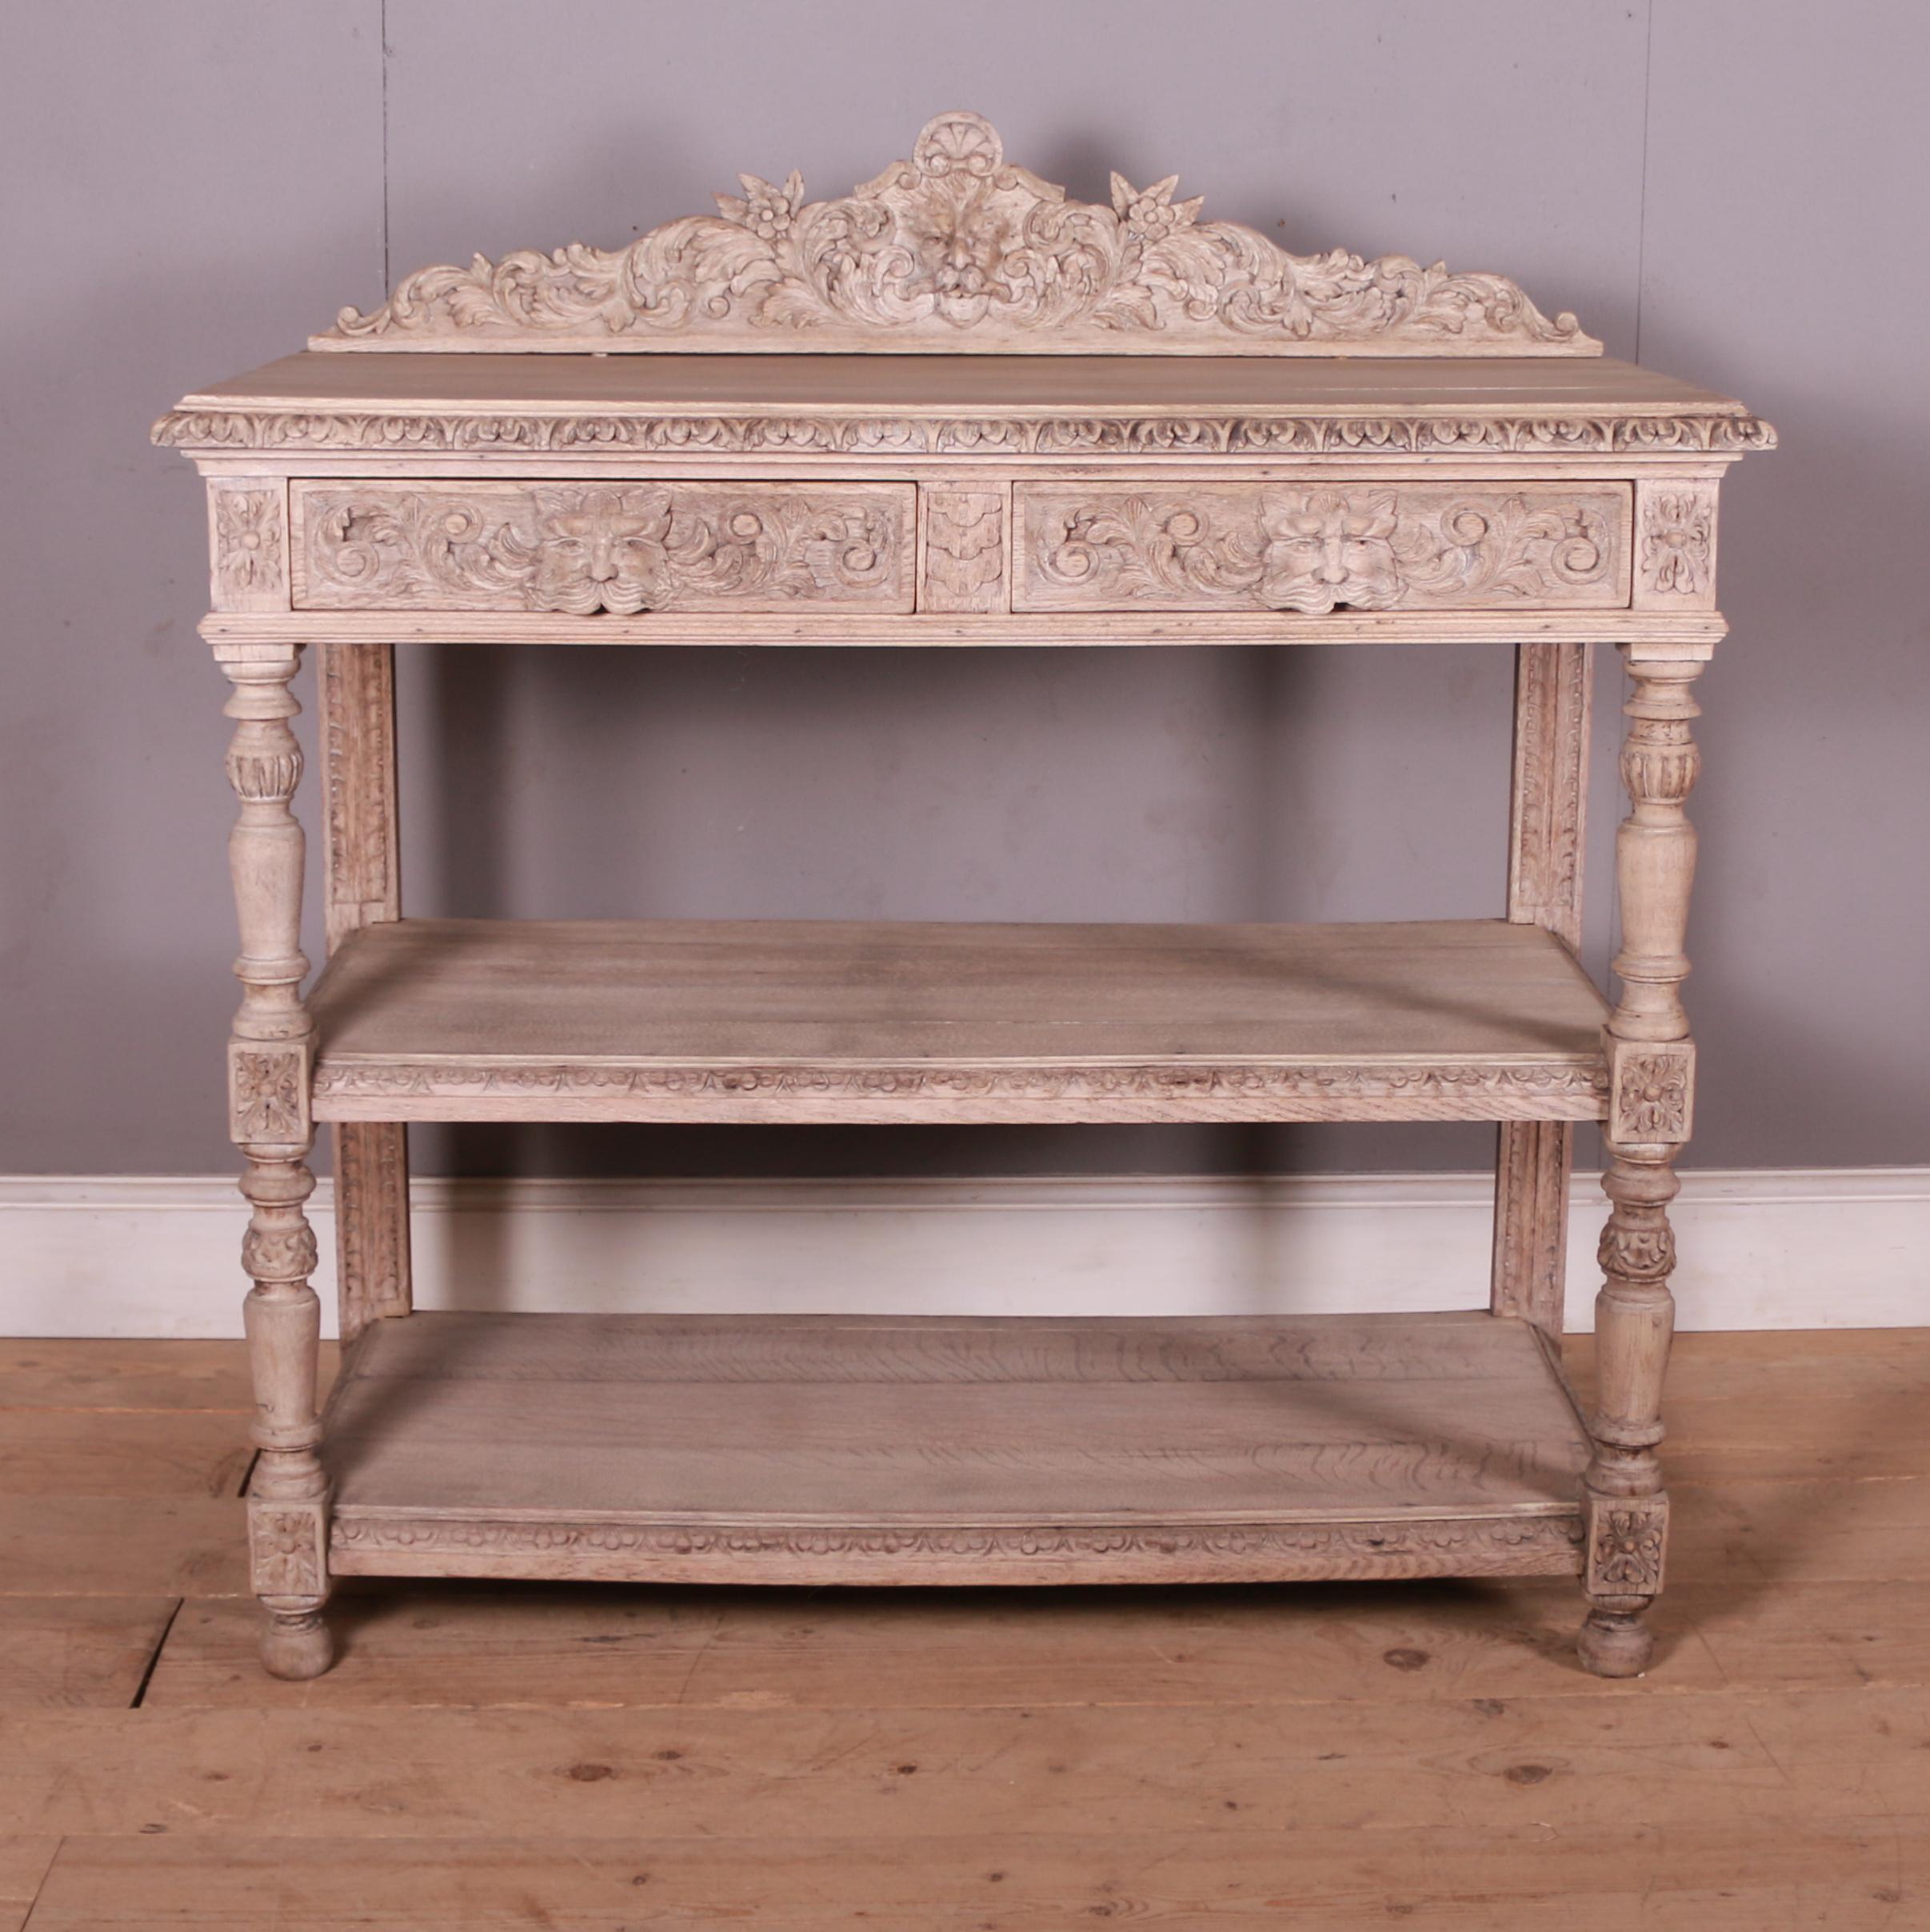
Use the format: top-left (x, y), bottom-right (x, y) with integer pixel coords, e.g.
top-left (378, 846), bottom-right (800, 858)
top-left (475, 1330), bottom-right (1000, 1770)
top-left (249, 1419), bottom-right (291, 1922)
top-left (317, 111), bottom-right (1596, 357)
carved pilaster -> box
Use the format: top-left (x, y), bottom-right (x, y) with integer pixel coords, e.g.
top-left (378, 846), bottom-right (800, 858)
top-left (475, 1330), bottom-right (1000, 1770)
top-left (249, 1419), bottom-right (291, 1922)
top-left (920, 486), bottom-right (1007, 612)
top-left (219, 644), bottom-right (333, 1679)
top-left (316, 639), bottom-right (412, 1343)
top-left (1493, 639), bottom-right (1592, 1338)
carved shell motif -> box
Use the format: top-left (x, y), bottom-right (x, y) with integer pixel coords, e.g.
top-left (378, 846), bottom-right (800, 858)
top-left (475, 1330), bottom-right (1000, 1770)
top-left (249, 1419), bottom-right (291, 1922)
top-left (318, 111), bottom-right (1596, 357)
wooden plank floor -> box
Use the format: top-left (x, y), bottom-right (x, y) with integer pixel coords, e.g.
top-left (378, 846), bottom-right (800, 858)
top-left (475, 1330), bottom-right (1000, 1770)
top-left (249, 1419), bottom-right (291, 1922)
top-left (2, 1329), bottom-right (1926, 1926)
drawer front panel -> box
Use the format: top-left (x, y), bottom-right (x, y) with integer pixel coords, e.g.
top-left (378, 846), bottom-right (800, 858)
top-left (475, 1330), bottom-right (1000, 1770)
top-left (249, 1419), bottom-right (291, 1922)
top-left (292, 482), bottom-right (915, 613)
top-left (1015, 482), bottom-right (1632, 613)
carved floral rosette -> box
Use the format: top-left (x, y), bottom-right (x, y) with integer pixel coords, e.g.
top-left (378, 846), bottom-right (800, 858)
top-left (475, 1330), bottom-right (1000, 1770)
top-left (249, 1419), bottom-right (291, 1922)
top-left (1584, 1498), bottom-right (1668, 1597)
top-left (315, 111), bottom-right (1597, 358)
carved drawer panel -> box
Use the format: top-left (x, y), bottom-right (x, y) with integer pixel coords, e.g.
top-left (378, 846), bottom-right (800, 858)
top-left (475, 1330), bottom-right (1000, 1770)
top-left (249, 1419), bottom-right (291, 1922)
top-left (1015, 482), bottom-right (1632, 614)
top-left (291, 482), bottom-right (915, 613)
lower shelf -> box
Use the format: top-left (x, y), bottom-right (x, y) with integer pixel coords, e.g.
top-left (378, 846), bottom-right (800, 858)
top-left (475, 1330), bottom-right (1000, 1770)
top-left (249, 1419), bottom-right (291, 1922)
top-left (321, 1310), bottom-right (1591, 1586)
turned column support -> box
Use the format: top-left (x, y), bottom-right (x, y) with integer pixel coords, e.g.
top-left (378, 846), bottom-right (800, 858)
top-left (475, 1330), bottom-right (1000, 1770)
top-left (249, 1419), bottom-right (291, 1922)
top-left (218, 642), bottom-right (334, 1681)
top-left (1578, 649), bottom-right (1703, 1678)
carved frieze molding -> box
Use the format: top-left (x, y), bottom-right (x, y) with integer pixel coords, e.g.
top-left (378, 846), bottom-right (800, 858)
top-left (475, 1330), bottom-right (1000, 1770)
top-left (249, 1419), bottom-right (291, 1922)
top-left (156, 406), bottom-right (1778, 458)
top-left (334, 1510), bottom-right (1585, 1577)
top-left (314, 1058), bottom-right (1610, 1117)
top-left (295, 482), bottom-right (912, 613)
top-left (1021, 484), bottom-right (1627, 613)
top-left (313, 111), bottom-right (1596, 358)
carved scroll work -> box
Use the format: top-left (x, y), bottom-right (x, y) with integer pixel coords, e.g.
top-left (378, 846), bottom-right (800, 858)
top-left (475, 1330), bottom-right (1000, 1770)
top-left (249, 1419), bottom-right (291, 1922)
top-left (316, 111), bottom-right (1598, 357)
top-left (1018, 484), bottom-right (1631, 613)
top-left (294, 482), bottom-right (914, 614)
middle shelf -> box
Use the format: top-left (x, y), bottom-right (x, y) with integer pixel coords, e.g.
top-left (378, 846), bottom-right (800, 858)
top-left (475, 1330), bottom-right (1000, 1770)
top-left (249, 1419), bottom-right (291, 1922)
top-left (306, 916), bottom-right (1609, 1126)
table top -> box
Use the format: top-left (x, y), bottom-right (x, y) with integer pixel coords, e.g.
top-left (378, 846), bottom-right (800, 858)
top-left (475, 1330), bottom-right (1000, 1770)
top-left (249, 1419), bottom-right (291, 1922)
top-left (157, 351), bottom-right (1768, 463)
top-left (172, 350), bottom-right (1744, 420)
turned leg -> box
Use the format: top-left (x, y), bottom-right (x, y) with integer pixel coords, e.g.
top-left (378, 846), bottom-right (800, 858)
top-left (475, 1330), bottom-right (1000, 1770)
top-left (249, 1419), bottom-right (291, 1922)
top-left (220, 642), bottom-right (334, 1679)
top-left (1578, 651), bottom-right (1702, 1677)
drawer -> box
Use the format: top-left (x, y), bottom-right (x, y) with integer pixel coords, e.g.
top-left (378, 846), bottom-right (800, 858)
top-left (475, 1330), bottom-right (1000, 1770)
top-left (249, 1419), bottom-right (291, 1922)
top-left (1015, 482), bottom-right (1632, 613)
top-left (292, 482), bottom-right (915, 613)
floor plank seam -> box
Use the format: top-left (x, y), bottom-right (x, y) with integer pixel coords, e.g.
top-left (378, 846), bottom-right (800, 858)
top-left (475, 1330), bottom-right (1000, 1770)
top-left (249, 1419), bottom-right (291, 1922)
top-left (16, 1837), bottom-right (62, 1932)
top-left (129, 1598), bottom-right (184, 1710)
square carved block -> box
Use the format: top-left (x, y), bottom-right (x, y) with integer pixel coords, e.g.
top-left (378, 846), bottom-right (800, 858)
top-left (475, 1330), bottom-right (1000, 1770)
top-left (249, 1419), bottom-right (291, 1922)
top-left (249, 1498), bottom-right (329, 1598)
top-left (1584, 1493), bottom-right (1668, 1598)
top-left (228, 1039), bottom-right (314, 1146)
top-left (1607, 1038), bottom-right (1695, 1145)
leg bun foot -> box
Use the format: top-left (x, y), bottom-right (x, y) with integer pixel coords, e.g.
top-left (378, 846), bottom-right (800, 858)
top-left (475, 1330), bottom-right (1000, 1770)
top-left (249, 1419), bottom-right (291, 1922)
top-left (1578, 1607), bottom-right (1653, 1678)
top-left (262, 1608), bottom-right (334, 1680)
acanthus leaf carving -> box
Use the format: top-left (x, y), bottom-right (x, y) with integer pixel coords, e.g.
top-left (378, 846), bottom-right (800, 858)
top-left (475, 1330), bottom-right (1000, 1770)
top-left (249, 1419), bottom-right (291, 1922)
top-left (299, 483), bottom-right (910, 613)
top-left (1023, 485), bottom-right (1626, 613)
top-left (317, 112), bottom-right (1596, 358)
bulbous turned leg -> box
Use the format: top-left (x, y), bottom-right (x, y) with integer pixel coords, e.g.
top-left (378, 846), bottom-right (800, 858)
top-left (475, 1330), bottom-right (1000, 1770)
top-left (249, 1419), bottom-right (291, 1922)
top-left (1576, 1147), bottom-right (1678, 1678)
top-left (222, 643), bottom-right (335, 1678)
top-left (262, 1606), bottom-right (335, 1681)
top-left (1579, 1605), bottom-right (1654, 1678)
top-left (242, 1152), bottom-right (336, 1680)
top-left (1576, 650), bottom-right (1700, 1678)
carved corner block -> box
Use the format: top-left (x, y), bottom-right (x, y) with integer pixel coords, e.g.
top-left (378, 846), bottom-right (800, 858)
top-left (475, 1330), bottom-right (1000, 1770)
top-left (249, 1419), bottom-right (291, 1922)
top-left (248, 1498), bottom-right (330, 1599)
top-left (1633, 480), bottom-right (1718, 610)
top-left (919, 486), bottom-right (1008, 612)
top-left (208, 480), bottom-right (290, 612)
top-left (1583, 1493), bottom-right (1668, 1599)
top-left (229, 1038), bottom-right (314, 1146)
top-left (1606, 1037), bottom-right (1695, 1145)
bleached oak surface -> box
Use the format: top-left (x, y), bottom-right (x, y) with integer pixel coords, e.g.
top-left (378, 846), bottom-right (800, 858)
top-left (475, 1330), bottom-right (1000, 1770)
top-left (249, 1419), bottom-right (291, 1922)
top-left (305, 916), bottom-right (1611, 1125)
top-left (321, 1310), bottom-right (1590, 1586)
top-left (152, 109), bottom-right (1772, 1682)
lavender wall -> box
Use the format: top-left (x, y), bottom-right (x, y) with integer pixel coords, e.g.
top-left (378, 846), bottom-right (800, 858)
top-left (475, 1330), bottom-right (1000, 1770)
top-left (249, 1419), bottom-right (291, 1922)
top-left (3, 1), bottom-right (1924, 1178)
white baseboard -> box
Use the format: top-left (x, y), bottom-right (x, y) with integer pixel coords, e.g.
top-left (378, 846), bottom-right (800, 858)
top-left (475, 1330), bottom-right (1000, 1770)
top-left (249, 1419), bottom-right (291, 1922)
top-left (2, 1168), bottom-right (1924, 1340)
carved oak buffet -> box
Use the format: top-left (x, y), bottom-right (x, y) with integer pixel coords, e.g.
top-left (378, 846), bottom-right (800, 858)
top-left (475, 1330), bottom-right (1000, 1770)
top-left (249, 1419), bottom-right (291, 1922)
top-left (154, 113), bottom-right (1772, 1680)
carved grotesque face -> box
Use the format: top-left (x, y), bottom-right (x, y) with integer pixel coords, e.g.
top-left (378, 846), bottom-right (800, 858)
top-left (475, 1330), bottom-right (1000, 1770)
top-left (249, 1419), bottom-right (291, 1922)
top-left (1259, 492), bottom-right (1405, 613)
top-left (526, 489), bottom-right (673, 614)
top-left (913, 192), bottom-right (1009, 326)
